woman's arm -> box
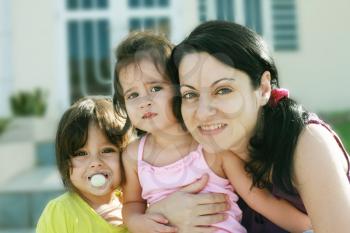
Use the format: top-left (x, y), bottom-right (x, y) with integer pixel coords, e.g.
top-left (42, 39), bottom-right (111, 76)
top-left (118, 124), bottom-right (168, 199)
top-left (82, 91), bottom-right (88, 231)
top-left (122, 141), bottom-right (177, 233)
top-left (147, 174), bottom-right (229, 233)
top-left (222, 151), bottom-right (312, 232)
top-left (294, 124), bottom-right (350, 233)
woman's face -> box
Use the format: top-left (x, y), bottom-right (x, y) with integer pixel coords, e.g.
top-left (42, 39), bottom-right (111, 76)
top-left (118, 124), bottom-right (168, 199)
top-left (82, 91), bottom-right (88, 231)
top-left (178, 52), bottom-right (269, 154)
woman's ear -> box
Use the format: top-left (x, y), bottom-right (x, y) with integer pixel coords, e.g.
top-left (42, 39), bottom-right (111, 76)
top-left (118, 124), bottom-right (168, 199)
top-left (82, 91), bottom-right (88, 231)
top-left (258, 71), bottom-right (271, 106)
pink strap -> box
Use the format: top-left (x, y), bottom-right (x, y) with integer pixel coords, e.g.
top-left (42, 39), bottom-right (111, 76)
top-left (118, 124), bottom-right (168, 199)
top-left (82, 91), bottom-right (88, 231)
top-left (308, 119), bottom-right (350, 174)
top-left (137, 135), bottom-right (148, 163)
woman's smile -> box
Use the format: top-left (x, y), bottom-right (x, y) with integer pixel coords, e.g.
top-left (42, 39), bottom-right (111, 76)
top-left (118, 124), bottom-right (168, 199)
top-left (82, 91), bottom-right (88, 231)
top-left (198, 123), bottom-right (228, 135)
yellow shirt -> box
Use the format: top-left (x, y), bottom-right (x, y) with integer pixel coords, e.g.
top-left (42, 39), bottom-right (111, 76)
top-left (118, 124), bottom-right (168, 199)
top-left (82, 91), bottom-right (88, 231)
top-left (36, 192), bottom-right (129, 233)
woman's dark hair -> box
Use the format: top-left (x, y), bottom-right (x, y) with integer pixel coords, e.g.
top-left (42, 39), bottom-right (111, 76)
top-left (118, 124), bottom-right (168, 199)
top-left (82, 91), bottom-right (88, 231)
top-left (113, 31), bottom-right (173, 136)
top-left (56, 96), bottom-right (130, 191)
top-left (169, 20), bottom-right (309, 194)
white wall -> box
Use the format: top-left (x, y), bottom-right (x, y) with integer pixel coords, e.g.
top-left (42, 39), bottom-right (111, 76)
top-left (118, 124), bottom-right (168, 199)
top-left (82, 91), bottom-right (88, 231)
top-left (273, 0), bottom-right (350, 112)
top-left (171, 0), bottom-right (198, 44)
top-left (0, 0), bottom-right (12, 117)
top-left (10, 0), bottom-right (62, 118)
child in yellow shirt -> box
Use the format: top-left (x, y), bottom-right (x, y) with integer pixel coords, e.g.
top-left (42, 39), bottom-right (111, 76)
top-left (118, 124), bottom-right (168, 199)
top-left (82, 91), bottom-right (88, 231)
top-left (36, 96), bottom-right (130, 233)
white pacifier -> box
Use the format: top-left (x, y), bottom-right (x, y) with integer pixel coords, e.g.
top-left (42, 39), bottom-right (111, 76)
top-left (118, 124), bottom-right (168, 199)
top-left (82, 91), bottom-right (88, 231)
top-left (90, 174), bottom-right (106, 187)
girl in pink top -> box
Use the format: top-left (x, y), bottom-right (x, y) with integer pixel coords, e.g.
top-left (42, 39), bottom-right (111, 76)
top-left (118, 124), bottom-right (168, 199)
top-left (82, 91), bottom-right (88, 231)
top-left (113, 32), bottom-right (312, 233)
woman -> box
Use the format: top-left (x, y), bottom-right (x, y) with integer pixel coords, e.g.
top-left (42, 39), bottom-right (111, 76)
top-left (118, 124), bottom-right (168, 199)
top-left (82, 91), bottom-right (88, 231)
top-left (147, 21), bottom-right (350, 233)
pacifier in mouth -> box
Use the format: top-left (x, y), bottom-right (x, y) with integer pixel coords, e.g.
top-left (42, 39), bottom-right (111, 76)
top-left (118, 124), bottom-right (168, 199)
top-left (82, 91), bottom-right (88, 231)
top-left (90, 174), bottom-right (107, 187)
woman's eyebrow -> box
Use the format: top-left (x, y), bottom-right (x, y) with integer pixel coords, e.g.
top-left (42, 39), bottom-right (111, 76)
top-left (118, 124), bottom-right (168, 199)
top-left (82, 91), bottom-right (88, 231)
top-left (211, 77), bottom-right (235, 87)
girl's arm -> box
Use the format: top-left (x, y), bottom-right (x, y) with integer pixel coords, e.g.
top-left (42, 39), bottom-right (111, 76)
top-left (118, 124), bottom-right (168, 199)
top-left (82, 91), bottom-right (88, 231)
top-left (122, 141), bottom-right (177, 233)
top-left (222, 151), bottom-right (312, 232)
top-left (293, 124), bottom-right (350, 233)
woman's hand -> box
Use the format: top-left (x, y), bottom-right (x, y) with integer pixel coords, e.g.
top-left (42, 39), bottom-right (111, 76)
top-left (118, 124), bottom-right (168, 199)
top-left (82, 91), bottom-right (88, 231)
top-left (127, 213), bottom-right (178, 233)
top-left (146, 174), bottom-right (229, 233)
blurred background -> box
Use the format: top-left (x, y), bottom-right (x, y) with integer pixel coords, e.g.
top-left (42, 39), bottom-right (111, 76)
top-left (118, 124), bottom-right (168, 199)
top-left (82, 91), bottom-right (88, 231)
top-left (0, 0), bottom-right (349, 232)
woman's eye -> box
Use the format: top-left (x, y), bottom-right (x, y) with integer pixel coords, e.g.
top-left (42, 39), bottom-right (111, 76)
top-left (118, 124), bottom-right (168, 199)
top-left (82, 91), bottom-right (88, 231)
top-left (74, 150), bottom-right (87, 157)
top-left (151, 86), bottom-right (162, 92)
top-left (216, 88), bottom-right (232, 95)
top-left (182, 92), bottom-right (198, 100)
top-left (126, 92), bottom-right (138, 100)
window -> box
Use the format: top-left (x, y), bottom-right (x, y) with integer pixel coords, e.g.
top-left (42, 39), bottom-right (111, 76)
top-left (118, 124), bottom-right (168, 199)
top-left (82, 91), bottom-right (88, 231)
top-left (66, 0), bottom-right (108, 10)
top-left (66, 1), bottom-right (111, 103)
top-left (272, 0), bottom-right (298, 50)
top-left (145, 0), bottom-right (155, 8)
top-left (198, 0), bottom-right (207, 22)
top-left (216, 0), bottom-right (234, 21)
top-left (129, 17), bottom-right (171, 38)
top-left (128, 0), bottom-right (169, 8)
top-left (245, 0), bottom-right (263, 35)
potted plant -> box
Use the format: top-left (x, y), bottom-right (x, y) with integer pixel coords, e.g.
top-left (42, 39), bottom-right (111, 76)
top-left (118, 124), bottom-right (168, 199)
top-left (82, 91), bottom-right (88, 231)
top-left (5, 88), bottom-right (48, 141)
top-left (10, 88), bottom-right (47, 117)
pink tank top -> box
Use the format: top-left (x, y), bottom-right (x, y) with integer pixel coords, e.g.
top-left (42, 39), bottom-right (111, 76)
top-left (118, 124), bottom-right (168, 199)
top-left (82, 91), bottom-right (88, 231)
top-left (137, 135), bottom-right (247, 233)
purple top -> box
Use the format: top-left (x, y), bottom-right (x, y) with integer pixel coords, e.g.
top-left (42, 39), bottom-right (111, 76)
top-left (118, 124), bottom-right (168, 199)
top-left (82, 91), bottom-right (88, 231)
top-left (239, 116), bottom-right (350, 233)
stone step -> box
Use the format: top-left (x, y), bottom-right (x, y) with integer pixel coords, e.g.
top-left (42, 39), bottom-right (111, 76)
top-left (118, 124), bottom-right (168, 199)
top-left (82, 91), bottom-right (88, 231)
top-left (0, 166), bottom-right (64, 228)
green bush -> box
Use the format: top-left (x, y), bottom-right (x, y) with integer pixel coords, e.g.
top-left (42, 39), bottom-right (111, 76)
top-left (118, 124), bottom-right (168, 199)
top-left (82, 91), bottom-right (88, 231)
top-left (10, 88), bottom-right (47, 116)
top-left (320, 111), bottom-right (350, 152)
top-left (0, 118), bottom-right (10, 135)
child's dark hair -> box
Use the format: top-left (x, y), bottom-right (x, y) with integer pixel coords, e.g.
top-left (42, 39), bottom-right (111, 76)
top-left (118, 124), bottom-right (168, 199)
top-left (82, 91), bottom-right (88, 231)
top-left (113, 31), bottom-right (173, 135)
top-left (55, 96), bottom-right (130, 191)
top-left (169, 20), bottom-right (310, 194)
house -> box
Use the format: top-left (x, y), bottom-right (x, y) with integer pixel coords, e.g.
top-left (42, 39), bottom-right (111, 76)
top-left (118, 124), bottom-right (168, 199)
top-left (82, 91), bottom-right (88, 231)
top-left (1, 0), bottom-right (349, 119)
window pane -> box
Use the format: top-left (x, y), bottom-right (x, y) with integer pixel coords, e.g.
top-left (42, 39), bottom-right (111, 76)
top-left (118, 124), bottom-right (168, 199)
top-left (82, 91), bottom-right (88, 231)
top-left (145, 0), bottom-right (155, 7)
top-left (97, 20), bottom-right (111, 78)
top-left (67, 20), bottom-right (112, 103)
top-left (216, 0), bottom-right (225, 20)
top-left (67, 21), bottom-right (81, 102)
top-left (129, 0), bottom-right (140, 8)
top-left (97, 0), bottom-right (108, 8)
top-left (226, 0), bottom-right (234, 21)
top-left (198, 0), bottom-right (207, 22)
top-left (82, 0), bottom-right (93, 9)
top-left (272, 0), bottom-right (298, 51)
top-left (82, 20), bottom-right (94, 96)
top-left (83, 21), bottom-right (93, 59)
top-left (159, 17), bottom-right (170, 38)
top-left (159, 0), bottom-right (169, 7)
top-left (145, 18), bottom-right (156, 30)
top-left (66, 0), bottom-right (78, 10)
top-left (129, 18), bottom-right (142, 31)
top-left (245, 0), bottom-right (263, 35)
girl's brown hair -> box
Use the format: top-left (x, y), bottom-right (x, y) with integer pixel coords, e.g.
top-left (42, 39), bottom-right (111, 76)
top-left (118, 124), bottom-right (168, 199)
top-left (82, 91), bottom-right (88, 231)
top-left (55, 96), bottom-right (130, 190)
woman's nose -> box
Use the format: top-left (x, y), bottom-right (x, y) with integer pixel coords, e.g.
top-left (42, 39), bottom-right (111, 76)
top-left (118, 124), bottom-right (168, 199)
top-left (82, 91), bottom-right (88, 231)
top-left (195, 97), bottom-right (216, 120)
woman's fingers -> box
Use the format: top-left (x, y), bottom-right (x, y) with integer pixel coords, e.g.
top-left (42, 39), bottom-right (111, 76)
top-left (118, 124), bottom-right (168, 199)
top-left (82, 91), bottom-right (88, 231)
top-left (194, 192), bottom-right (227, 205)
top-left (195, 202), bottom-right (229, 215)
top-left (193, 213), bottom-right (227, 226)
top-left (155, 224), bottom-right (178, 233)
top-left (179, 174), bottom-right (209, 193)
top-left (149, 213), bottom-right (169, 224)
